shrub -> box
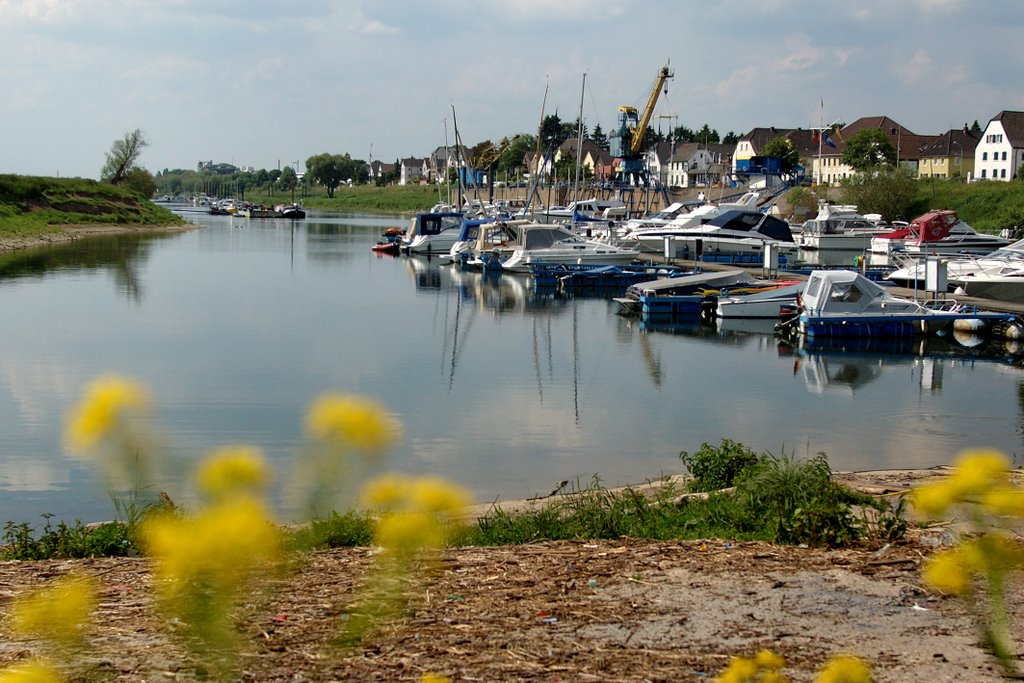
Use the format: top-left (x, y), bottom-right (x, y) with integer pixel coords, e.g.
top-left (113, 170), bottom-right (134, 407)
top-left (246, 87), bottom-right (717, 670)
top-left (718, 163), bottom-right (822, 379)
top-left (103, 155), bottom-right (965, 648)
top-left (680, 439), bottom-right (764, 492)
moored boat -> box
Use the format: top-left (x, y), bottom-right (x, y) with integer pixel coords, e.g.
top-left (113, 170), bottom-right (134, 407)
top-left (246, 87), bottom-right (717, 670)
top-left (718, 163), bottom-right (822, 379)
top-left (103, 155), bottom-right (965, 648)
top-left (785, 269), bottom-right (1020, 338)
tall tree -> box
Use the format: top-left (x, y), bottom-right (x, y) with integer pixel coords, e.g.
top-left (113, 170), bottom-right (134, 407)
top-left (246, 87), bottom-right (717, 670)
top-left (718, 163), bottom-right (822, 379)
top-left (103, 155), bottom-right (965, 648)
top-left (101, 129), bottom-right (148, 185)
top-left (761, 137), bottom-right (800, 174)
top-left (970, 120), bottom-right (983, 136)
top-left (591, 124), bottom-right (609, 151)
top-left (722, 131), bottom-right (740, 145)
top-left (841, 129), bottom-right (897, 171)
top-left (306, 153), bottom-right (348, 197)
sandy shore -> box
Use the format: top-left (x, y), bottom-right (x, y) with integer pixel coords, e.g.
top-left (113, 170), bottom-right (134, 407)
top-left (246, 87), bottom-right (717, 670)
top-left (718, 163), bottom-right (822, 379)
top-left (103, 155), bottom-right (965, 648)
top-left (0, 222), bottom-right (198, 253)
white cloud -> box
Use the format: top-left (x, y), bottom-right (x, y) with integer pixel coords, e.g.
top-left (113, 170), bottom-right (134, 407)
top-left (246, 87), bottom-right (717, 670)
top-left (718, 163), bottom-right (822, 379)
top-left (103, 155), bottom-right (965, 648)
top-left (896, 48), bottom-right (933, 85)
top-left (360, 19), bottom-right (400, 35)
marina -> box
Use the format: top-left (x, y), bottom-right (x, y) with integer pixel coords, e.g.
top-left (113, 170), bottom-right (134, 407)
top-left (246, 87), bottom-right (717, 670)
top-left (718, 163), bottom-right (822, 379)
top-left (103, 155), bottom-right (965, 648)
top-left (2, 208), bottom-right (1024, 528)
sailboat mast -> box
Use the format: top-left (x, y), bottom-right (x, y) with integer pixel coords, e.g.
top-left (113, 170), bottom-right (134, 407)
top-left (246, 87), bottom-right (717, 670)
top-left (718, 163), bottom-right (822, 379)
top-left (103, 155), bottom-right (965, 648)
top-left (573, 73), bottom-right (586, 208)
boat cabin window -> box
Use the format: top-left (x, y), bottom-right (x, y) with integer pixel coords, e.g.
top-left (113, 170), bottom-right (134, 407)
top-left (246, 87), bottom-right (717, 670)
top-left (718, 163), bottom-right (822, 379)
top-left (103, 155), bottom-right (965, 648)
top-left (758, 216), bottom-right (795, 242)
top-left (805, 278), bottom-right (823, 300)
top-left (829, 283), bottom-right (864, 303)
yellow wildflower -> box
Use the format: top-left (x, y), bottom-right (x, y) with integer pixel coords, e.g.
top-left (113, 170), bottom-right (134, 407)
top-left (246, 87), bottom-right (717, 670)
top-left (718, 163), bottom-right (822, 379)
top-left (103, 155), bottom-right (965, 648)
top-left (408, 476), bottom-right (471, 515)
top-left (716, 655), bottom-right (758, 682)
top-left (65, 375), bottom-right (150, 453)
top-left (12, 575), bottom-right (97, 647)
top-left (755, 649), bottom-right (786, 671)
top-left (420, 676), bottom-right (451, 683)
top-left (923, 548), bottom-right (973, 595)
top-left (911, 480), bottom-right (956, 517)
top-left (305, 393), bottom-right (402, 454)
top-left (814, 654), bottom-right (873, 683)
top-left (143, 496), bottom-right (279, 591)
top-left (197, 445), bottom-right (269, 500)
top-left (0, 661), bottom-right (62, 683)
top-left (983, 486), bottom-right (1024, 517)
top-left (375, 511), bottom-right (442, 556)
top-left (361, 473), bottom-right (413, 510)
top-left (948, 449), bottom-right (1009, 498)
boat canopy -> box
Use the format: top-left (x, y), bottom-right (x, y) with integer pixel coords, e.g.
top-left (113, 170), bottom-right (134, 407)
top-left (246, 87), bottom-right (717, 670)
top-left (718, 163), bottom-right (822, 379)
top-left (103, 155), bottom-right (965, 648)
top-left (409, 211), bottom-right (463, 238)
top-left (802, 270), bottom-right (888, 315)
top-left (522, 225), bottom-right (579, 250)
top-left (706, 210), bottom-right (794, 242)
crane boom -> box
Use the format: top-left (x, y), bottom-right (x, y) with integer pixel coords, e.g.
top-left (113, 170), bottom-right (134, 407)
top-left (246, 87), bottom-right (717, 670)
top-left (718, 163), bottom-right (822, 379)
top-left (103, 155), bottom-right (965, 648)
top-left (630, 64), bottom-right (674, 155)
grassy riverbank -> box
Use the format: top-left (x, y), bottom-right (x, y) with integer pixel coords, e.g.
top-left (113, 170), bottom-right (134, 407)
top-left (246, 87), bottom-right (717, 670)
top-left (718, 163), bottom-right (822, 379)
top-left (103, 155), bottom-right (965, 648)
top-left (0, 174), bottom-right (185, 246)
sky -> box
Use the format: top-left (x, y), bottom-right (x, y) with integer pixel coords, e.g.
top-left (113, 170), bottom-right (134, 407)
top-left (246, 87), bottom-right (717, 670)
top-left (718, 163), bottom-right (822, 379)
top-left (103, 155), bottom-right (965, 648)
top-left (3, 0), bottom-right (1023, 179)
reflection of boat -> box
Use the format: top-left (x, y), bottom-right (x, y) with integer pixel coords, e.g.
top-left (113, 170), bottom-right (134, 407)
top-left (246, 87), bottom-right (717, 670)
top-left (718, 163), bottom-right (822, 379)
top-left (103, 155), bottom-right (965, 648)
top-left (790, 270), bottom-right (1018, 338)
top-left (785, 334), bottom-right (1024, 395)
top-left (869, 210), bottom-right (1009, 255)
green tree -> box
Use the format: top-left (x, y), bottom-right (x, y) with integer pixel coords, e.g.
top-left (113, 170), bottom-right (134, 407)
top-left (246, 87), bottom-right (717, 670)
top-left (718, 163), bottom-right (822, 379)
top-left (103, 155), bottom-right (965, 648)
top-left (306, 153), bottom-right (347, 197)
top-left (672, 124), bottom-right (696, 143)
top-left (101, 129), bottom-right (149, 186)
top-left (840, 166), bottom-right (917, 222)
top-left (591, 124), bottom-right (609, 151)
top-left (121, 167), bottom-right (157, 198)
top-left (722, 131), bottom-right (740, 145)
top-left (971, 120), bottom-right (983, 136)
top-left (280, 166), bottom-right (298, 196)
top-left (841, 129), bottom-right (897, 171)
top-left (761, 137), bottom-right (800, 175)
top-left (696, 124), bottom-right (720, 144)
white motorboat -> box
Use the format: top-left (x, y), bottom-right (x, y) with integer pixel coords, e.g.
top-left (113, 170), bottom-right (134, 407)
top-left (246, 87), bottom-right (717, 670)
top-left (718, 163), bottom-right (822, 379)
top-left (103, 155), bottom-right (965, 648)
top-left (716, 281), bottom-right (806, 319)
top-left (652, 208), bottom-right (797, 259)
top-left (402, 211), bottom-right (466, 254)
top-left (888, 239), bottom-right (1024, 284)
top-left (795, 202), bottom-right (889, 251)
top-left (869, 210), bottom-right (1010, 255)
top-left (791, 269), bottom-right (1016, 338)
top-left (619, 191), bottom-right (763, 251)
top-left (616, 201), bottom-right (698, 237)
top-left (483, 222), bottom-right (640, 273)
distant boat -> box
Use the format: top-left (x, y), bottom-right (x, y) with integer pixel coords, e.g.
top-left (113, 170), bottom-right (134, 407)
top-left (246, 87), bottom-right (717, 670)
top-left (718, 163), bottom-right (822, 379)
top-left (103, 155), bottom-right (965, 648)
top-left (276, 203), bottom-right (306, 219)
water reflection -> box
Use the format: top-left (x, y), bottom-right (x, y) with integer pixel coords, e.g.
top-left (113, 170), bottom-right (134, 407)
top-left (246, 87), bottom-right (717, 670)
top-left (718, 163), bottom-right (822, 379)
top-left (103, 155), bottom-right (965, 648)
top-left (0, 233), bottom-right (170, 302)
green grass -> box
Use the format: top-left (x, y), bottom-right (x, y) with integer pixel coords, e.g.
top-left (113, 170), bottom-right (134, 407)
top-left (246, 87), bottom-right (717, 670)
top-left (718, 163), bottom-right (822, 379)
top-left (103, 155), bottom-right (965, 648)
top-left (2, 446), bottom-right (906, 559)
top-left (913, 178), bottom-right (1024, 233)
top-left (245, 184), bottom-right (447, 215)
top-left (0, 173), bottom-right (184, 239)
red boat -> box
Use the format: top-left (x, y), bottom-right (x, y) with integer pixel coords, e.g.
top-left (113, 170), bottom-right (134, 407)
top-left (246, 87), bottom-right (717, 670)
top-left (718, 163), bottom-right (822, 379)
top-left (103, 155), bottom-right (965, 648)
top-left (372, 240), bottom-right (401, 255)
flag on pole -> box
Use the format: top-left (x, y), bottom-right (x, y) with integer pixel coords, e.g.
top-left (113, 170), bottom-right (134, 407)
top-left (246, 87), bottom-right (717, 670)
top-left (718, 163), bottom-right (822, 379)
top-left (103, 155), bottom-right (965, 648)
top-left (823, 132), bottom-right (836, 148)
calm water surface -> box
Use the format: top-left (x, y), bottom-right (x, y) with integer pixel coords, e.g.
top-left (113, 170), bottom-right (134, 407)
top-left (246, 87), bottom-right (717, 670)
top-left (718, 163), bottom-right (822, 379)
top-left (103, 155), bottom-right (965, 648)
top-left (2, 209), bottom-right (1023, 524)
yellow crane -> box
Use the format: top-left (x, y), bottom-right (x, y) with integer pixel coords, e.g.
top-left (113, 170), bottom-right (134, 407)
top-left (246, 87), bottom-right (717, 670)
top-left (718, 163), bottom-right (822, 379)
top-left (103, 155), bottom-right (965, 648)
top-left (611, 64), bottom-right (674, 179)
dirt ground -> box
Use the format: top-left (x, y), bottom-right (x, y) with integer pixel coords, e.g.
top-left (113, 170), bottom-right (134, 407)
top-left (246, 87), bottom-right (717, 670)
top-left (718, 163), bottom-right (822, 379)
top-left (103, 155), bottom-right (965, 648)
top-left (0, 470), bottom-right (1021, 682)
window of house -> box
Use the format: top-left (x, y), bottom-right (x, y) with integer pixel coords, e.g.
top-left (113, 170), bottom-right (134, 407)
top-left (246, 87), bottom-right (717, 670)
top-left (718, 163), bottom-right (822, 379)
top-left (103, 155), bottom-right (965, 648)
top-left (981, 169), bottom-right (987, 178)
top-left (983, 152), bottom-right (988, 160)
top-left (1003, 151), bottom-right (1008, 161)
top-left (1002, 169), bottom-right (1007, 178)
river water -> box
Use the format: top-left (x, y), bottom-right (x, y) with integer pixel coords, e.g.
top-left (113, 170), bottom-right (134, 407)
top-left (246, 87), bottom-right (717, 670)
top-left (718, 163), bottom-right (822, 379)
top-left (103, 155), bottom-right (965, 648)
top-left (1, 208), bottom-right (1022, 525)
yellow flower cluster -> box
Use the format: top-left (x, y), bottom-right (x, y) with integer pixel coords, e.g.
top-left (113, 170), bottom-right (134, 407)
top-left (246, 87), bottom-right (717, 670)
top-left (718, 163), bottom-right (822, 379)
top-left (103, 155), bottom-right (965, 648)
top-left (196, 445), bottom-right (270, 501)
top-left (911, 449), bottom-right (1018, 517)
top-left (716, 651), bottom-right (873, 683)
top-left (715, 649), bottom-right (788, 682)
top-left (305, 393), bottom-right (402, 454)
top-left (11, 574), bottom-right (97, 647)
top-left (0, 661), bottom-right (61, 683)
top-left (815, 654), bottom-right (874, 682)
top-left (361, 473), bottom-right (470, 557)
top-left (64, 375), bottom-right (150, 454)
top-left (142, 496), bottom-right (280, 595)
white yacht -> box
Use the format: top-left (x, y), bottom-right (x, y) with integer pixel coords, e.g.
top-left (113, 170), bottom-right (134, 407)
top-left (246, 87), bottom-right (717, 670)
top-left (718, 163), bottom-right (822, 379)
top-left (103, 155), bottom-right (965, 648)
top-left (869, 210), bottom-right (1009, 255)
top-left (402, 211), bottom-right (465, 254)
top-left (476, 222), bottom-right (641, 273)
top-left (645, 208), bottom-right (797, 259)
top-left (795, 202), bottom-right (889, 251)
top-left (887, 238), bottom-right (1024, 303)
top-left (619, 191), bottom-right (762, 252)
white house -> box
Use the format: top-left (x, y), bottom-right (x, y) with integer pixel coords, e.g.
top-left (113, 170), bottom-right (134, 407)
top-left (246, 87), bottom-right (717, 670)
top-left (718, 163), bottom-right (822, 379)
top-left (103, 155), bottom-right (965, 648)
top-left (666, 143), bottom-right (725, 188)
top-left (399, 158), bottom-right (429, 185)
top-left (974, 111), bottom-right (1024, 181)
